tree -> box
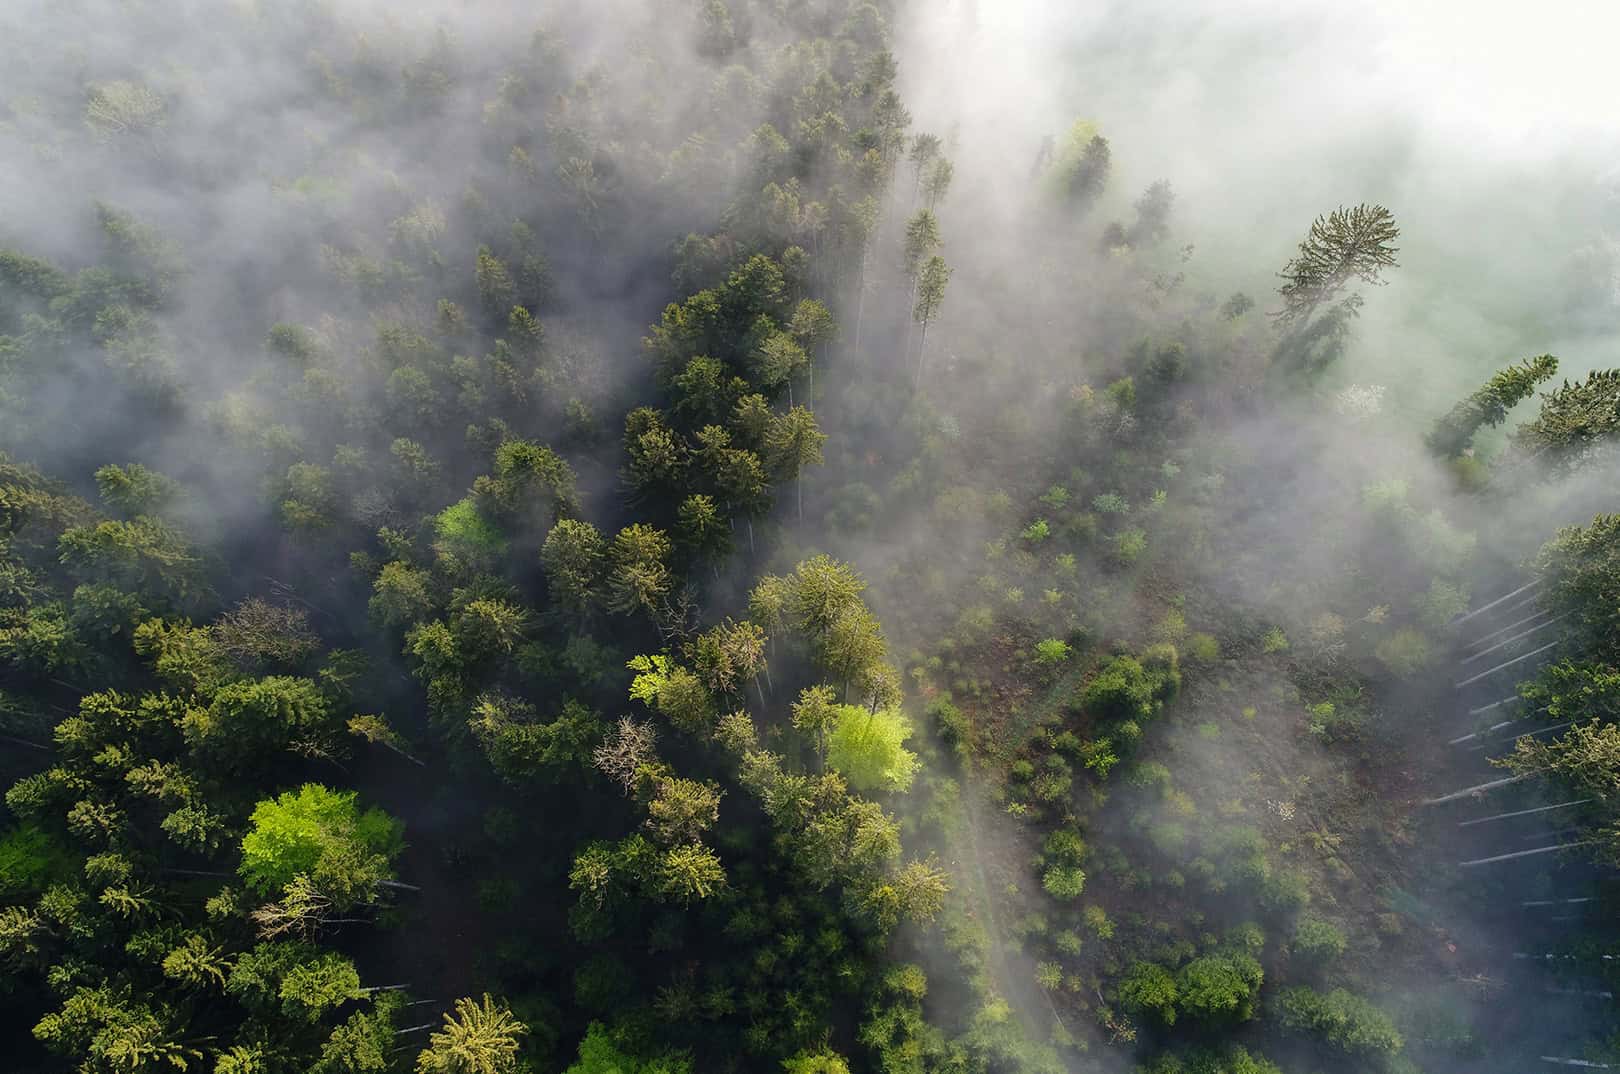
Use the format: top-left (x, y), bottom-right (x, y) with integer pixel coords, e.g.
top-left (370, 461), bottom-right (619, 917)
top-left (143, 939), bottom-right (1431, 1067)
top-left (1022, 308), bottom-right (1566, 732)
top-left (1127, 180), bottom-right (1175, 246)
top-left (784, 1050), bottom-right (851, 1074)
top-left (1272, 204), bottom-right (1400, 378)
top-left (1536, 514), bottom-right (1620, 660)
top-left (370, 562), bottom-right (435, 630)
top-left (238, 784), bottom-right (403, 909)
top-left (922, 157), bottom-right (954, 210)
top-left (792, 685), bottom-right (838, 763)
top-left (1426, 354), bottom-right (1559, 458)
top-left (657, 842), bottom-right (726, 903)
top-left (1276, 204), bottom-right (1400, 327)
top-left (765, 406), bottom-right (826, 519)
top-left (645, 777), bottom-right (722, 844)
top-left (563, 1022), bottom-right (691, 1074)
top-left (592, 717), bottom-right (658, 796)
top-left (675, 494), bottom-right (728, 567)
top-left (228, 942), bottom-right (363, 1022)
top-left (85, 81), bottom-right (167, 140)
top-left (1510, 369), bottom-right (1620, 474)
top-left (912, 255), bottom-right (951, 387)
top-left (93, 463), bottom-right (180, 518)
top-left (475, 247), bottom-right (516, 322)
top-left (908, 133), bottom-right (942, 206)
top-left (606, 525), bottom-right (672, 617)
top-left (826, 705), bottom-right (919, 793)
top-left (786, 555), bottom-right (867, 640)
top-left (416, 995), bottom-right (528, 1074)
top-left (184, 675), bottom-right (333, 766)
top-left (540, 519), bottom-right (606, 614)
top-left (1067, 134), bottom-right (1111, 210)
top-left (901, 210), bottom-right (940, 291)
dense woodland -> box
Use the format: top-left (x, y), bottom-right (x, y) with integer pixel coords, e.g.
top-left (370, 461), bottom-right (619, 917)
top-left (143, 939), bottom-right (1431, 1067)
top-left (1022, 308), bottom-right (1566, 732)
top-left (2, 2), bottom-right (1619, 1073)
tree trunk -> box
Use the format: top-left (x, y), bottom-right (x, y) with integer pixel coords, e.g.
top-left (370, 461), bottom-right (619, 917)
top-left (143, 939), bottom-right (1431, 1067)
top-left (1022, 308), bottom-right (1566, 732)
top-left (747, 519), bottom-right (755, 555)
top-left (1422, 772), bottom-right (1534, 806)
top-left (383, 741), bottom-right (427, 768)
top-left (1449, 578), bottom-right (1543, 627)
top-left (378, 879), bottom-right (422, 893)
top-left (853, 249), bottom-right (869, 353)
top-left (914, 320), bottom-right (931, 389)
top-left (1454, 641), bottom-right (1560, 688)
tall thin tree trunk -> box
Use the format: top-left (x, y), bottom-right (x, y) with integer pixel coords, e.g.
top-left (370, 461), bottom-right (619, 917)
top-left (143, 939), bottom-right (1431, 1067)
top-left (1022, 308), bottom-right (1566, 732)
top-left (853, 249), bottom-right (869, 353)
top-left (914, 320), bottom-right (931, 388)
top-left (797, 476), bottom-right (804, 521)
top-left (747, 519), bottom-right (755, 554)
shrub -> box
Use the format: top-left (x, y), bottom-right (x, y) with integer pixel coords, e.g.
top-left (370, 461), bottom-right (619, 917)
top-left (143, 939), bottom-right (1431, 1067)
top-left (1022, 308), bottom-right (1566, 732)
top-left (1187, 632), bottom-right (1220, 663)
top-left (1292, 916), bottom-right (1347, 962)
top-left (1034, 638), bottom-right (1071, 666)
top-left (1083, 904), bottom-right (1114, 938)
top-left (1176, 953), bottom-right (1263, 1022)
top-left (1375, 627), bottom-right (1433, 678)
top-left (1273, 987), bottom-right (1403, 1055)
top-left (1042, 865), bottom-right (1087, 900)
top-left (1044, 828), bottom-right (1087, 865)
top-left (1118, 960), bottom-right (1179, 1024)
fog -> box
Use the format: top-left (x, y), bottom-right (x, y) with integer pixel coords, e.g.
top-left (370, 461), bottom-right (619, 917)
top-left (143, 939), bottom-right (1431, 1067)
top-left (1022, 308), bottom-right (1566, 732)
top-left (898, 0), bottom-right (1620, 410)
top-left (2, 0), bottom-right (1617, 1071)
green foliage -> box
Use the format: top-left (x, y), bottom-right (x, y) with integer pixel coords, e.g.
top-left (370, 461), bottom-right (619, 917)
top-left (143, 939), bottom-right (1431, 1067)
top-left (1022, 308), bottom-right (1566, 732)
top-left (826, 705), bottom-right (920, 794)
top-left (0, 823), bottom-right (73, 898)
top-left (1292, 915), bottom-right (1348, 962)
top-left (434, 498), bottom-right (507, 565)
top-left (1273, 987), bottom-right (1403, 1055)
top-left (1374, 627), bottom-right (1432, 678)
top-left (1034, 638), bottom-right (1070, 666)
top-left (418, 994), bottom-right (529, 1074)
top-left (1081, 647), bottom-right (1180, 726)
top-left (1426, 354), bottom-right (1558, 458)
top-left (1175, 953), bottom-right (1262, 1022)
top-left (564, 1021), bottom-right (690, 1074)
top-left (1537, 514), bottom-right (1620, 660)
top-left (1119, 960), bottom-right (1179, 1023)
top-left (1041, 864), bottom-right (1086, 900)
top-left (1511, 370), bottom-right (1620, 474)
top-left (238, 784), bottom-right (402, 908)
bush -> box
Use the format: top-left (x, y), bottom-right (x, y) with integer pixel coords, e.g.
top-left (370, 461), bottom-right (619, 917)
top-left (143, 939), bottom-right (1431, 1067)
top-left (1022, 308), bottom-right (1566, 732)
top-left (1042, 865), bottom-right (1086, 900)
top-left (1292, 916), bottom-right (1347, 962)
top-left (1187, 632), bottom-right (1220, 663)
top-left (1034, 638), bottom-right (1070, 666)
top-left (1375, 627), bottom-right (1433, 678)
top-left (1176, 952), bottom-right (1262, 1022)
top-left (1274, 987), bottom-right (1402, 1054)
top-left (1044, 828), bottom-right (1087, 865)
top-left (1118, 960), bottom-right (1179, 1024)
top-left (1081, 648), bottom-right (1179, 724)
top-left (1260, 868), bottom-right (1311, 913)
top-left (927, 697), bottom-right (969, 747)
